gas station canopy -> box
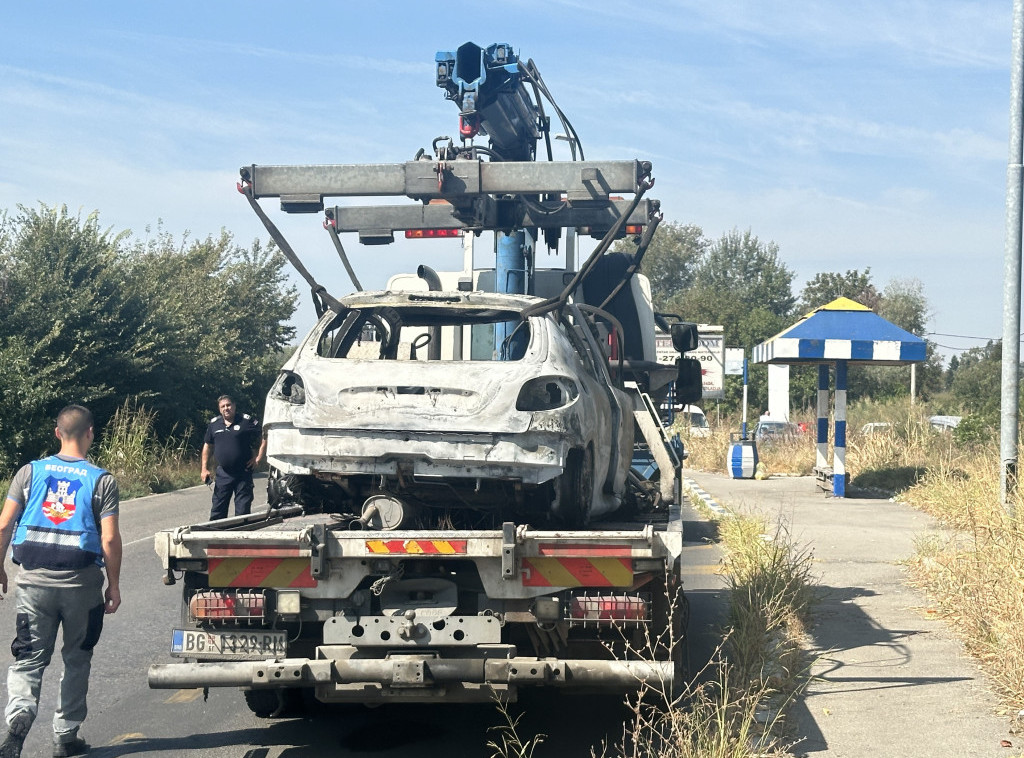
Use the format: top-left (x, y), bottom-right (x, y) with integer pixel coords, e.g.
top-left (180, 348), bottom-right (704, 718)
top-left (752, 297), bottom-right (926, 366)
top-left (751, 297), bottom-right (927, 498)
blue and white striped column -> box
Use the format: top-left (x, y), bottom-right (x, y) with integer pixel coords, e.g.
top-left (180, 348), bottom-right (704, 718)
top-left (816, 364), bottom-right (829, 471)
top-left (833, 360), bottom-right (847, 497)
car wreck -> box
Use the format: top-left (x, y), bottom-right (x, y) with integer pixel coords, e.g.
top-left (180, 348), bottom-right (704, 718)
top-left (265, 289), bottom-right (636, 529)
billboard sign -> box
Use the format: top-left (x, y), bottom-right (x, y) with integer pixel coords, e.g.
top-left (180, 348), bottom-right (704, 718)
top-left (725, 347), bottom-right (745, 376)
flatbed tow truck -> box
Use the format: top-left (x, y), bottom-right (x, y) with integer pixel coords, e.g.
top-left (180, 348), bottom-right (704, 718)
top-left (147, 42), bottom-right (700, 715)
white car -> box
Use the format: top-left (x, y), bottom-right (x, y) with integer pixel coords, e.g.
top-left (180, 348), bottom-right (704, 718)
top-left (929, 415), bottom-right (962, 432)
top-left (678, 405), bottom-right (710, 437)
top-left (264, 290), bottom-right (635, 528)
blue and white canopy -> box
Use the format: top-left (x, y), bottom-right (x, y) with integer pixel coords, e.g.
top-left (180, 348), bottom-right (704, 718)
top-left (752, 297), bottom-right (927, 366)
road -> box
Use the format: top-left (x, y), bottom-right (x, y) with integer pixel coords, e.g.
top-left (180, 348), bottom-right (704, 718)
top-left (0, 480), bottom-right (725, 758)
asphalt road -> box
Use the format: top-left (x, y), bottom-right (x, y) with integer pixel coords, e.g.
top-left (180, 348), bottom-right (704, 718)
top-left (0, 481), bottom-right (726, 758)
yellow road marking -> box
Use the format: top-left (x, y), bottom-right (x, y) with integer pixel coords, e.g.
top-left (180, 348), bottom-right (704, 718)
top-left (165, 688), bottom-right (205, 703)
top-left (110, 733), bottom-right (146, 744)
top-left (686, 563), bottom-right (724, 575)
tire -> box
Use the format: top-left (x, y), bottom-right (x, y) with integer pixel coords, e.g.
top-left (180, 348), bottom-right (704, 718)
top-left (554, 446), bottom-right (594, 527)
top-left (244, 687), bottom-right (301, 718)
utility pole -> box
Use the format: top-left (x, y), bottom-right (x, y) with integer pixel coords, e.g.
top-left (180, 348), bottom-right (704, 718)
top-left (1000, 0), bottom-right (1024, 513)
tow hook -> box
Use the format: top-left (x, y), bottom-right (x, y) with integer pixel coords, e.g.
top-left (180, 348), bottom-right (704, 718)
top-left (398, 610), bottom-right (425, 641)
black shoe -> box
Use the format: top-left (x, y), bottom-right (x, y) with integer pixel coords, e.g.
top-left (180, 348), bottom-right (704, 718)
top-left (52, 737), bottom-right (89, 757)
top-left (0, 711), bottom-right (32, 758)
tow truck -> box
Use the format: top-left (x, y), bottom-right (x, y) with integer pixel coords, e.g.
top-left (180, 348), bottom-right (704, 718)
top-left (148, 42), bottom-right (701, 714)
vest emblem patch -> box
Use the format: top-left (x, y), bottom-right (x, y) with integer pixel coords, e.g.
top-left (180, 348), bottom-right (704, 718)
top-left (42, 476), bottom-right (80, 525)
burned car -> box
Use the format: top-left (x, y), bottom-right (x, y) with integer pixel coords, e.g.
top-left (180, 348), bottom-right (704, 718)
top-left (264, 290), bottom-right (635, 528)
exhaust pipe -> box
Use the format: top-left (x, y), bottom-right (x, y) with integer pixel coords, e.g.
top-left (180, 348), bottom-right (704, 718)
top-left (417, 265), bottom-right (443, 361)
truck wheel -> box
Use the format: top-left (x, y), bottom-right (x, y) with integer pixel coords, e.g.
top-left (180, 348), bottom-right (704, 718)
top-left (555, 446), bottom-right (593, 527)
top-left (244, 688), bottom-right (300, 718)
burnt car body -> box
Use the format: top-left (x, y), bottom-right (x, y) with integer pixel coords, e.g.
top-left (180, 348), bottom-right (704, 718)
top-left (264, 290), bottom-right (635, 528)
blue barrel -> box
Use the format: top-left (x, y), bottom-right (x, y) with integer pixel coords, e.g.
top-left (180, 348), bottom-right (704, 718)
top-left (728, 435), bottom-right (758, 479)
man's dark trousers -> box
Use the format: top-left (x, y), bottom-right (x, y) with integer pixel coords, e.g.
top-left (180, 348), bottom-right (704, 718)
top-left (210, 466), bottom-right (253, 520)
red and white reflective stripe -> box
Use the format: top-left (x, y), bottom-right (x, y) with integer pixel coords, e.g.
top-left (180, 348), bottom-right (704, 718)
top-left (364, 539), bottom-right (468, 555)
top-left (521, 557), bottom-right (633, 588)
top-left (208, 557), bottom-right (316, 588)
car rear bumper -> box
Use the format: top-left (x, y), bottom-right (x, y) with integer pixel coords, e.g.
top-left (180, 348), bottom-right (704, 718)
top-left (266, 426), bottom-right (570, 484)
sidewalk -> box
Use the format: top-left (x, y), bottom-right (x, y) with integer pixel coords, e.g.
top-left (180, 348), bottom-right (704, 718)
top-left (683, 470), bottom-right (1016, 758)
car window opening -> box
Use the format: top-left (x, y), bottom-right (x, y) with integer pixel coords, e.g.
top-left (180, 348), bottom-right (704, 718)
top-left (316, 307), bottom-right (532, 362)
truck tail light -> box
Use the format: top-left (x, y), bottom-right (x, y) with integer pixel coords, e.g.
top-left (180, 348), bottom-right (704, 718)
top-left (189, 590), bottom-right (266, 623)
top-left (405, 229), bottom-right (462, 238)
top-left (569, 593), bottom-right (648, 624)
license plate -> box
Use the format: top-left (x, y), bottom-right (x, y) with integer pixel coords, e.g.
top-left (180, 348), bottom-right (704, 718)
top-left (170, 629), bottom-right (288, 660)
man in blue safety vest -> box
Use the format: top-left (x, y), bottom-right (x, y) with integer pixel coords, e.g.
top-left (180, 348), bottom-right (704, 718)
top-left (0, 405), bottom-right (122, 758)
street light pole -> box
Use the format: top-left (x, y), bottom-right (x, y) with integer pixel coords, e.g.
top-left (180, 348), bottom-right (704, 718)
top-left (1000, 0), bottom-right (1024, 513)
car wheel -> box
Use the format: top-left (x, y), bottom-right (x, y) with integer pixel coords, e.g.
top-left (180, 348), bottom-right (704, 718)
top-left (554, 446), bottom-right (594, 527)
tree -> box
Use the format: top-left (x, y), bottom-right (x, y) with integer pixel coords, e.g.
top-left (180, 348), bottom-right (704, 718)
top-left (123, 228), bottom-right (297, 435)
top-left (0, 205), bottom-right (158, 462)
top-left (686, 229), bottom-right (796, 323)
top-left (0, 206), bottom-right (298, 476)
top-left (879, 278), bottom-right (929, 335)
top-left (680, 229), bottom-right (796, 413)
top-left (858, 278), bottom-right (942, 402)
top-left (799, 268), bottom-right (879, 313)
top-left (622, 222), bottom-right (708, 313)
top-left (949, 341), bottom-right (1002, 421)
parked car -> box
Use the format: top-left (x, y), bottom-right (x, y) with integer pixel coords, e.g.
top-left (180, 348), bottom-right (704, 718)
top-left (263, 290), bottom-right (635, 528)
top-left (678, 405), bottom-right (711, 437)
top-left (929, 415), bottom-right (962, 432)
top-left (754, 419), bottom-right (797, 443)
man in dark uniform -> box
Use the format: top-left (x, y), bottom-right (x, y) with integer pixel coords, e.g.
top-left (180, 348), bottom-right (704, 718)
top-left (200, 395), bottom-right (266, 520)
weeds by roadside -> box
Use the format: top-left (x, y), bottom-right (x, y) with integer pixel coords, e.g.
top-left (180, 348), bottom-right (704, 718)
top-left (485, 501), bottom-right (815, 758)
top-left (902, 453), bottom-right (1024, 714)
top-left (488, 697), bottom-right (546, 758)
top-left (683, 399), bottom-right (1024, 726)
top-left (94, 399), bottom-right (197, 499)
top-left (602, 505), bottom-right (814, 757)
top-left (680, 400), bottom-right (969, 494)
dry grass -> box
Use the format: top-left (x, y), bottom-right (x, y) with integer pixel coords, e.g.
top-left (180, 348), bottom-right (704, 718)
top-left (95, 399), bottom-right (196, 498)
top-left (486, 503), bottom-right (816, 758)
top-left (680, 400), bottom-right (1024, 715)
top-left (678, 407), bottom-right (967, 492)
top-left (598, 657), bottom-right (801, 758)
top-left (594, 508), bottom-right (815, 757)
top-left (901, 452), bottom-right (1024, 711)
top-left (682, 402), bottom-right (1024, 713)
top-left (677, 422), bottom-right (814, 478)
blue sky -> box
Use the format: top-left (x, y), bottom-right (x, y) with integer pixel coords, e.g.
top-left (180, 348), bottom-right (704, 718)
top-left (0, 2), bottom-right (1012, 360)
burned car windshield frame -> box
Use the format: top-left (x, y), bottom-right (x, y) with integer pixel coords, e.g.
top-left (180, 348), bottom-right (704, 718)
top-left (315, 303), bottom-right (532, 362)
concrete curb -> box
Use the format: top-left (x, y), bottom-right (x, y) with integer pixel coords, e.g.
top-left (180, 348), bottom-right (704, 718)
top-left (682, 476), bottom-right (731, 518)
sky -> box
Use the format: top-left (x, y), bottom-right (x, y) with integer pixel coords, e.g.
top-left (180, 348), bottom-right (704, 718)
top-left (0, 2), bottom-right (1014, 362)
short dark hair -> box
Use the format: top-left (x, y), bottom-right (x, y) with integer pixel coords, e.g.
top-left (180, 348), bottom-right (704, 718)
top-left (56, 405), bottom-right (93, 440)
top-left (217, 395), bottom-right (234, 405)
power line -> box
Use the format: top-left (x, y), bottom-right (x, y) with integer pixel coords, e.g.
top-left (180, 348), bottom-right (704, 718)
top-left (925, 331), bottom-right (1011, 344)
